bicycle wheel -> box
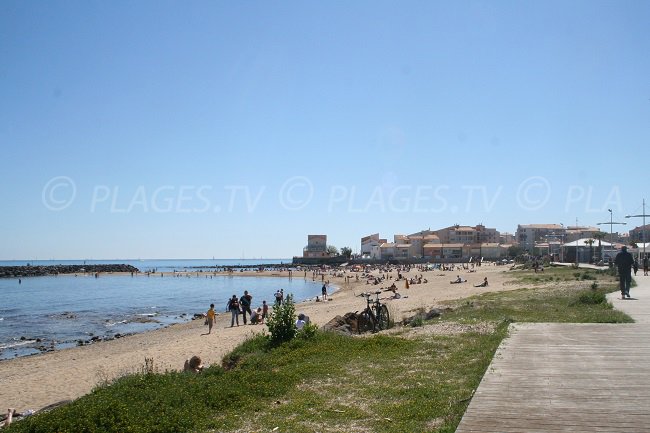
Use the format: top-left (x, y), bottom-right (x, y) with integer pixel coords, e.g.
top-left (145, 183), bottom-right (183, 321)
top-left (377, 304), bottom-right (390, 330)
top-left (358, 310), bottom-right (376, 333)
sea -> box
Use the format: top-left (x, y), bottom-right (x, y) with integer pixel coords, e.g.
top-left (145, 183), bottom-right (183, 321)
top-left (0, 259), bottom-right (322, 360)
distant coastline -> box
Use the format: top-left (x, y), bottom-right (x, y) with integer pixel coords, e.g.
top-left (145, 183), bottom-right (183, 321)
top-left (0, 258), bottom-right (292, 274)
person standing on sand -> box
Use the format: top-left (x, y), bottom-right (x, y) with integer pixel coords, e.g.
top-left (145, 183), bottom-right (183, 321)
top-left (239, 290), bottom-right (253, 324)
top-left (205, 304), bottom-right (216, 334)
top-left (274, 289), bottom-right (283, 305)
top-left (227, 295), bottom-right (240, 327)
top-left (321, 283), bottom-right (328, 300)
top-left (262, 300), bottom-right (269, 320)
top-left (614, 245), bottom-right (634, 299)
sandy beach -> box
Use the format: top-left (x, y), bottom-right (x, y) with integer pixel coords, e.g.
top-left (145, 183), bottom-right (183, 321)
top-left (0, 265), bottom-right (517, 412)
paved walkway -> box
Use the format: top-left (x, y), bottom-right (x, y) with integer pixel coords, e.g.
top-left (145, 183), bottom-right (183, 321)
top-left (456, 274), bottom-right (650, 433)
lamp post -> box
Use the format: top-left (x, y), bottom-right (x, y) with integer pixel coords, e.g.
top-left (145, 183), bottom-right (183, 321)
top-left (626, 198), bottom-right (649, 261)
top-left (597, 209), bottom-right (626, 261)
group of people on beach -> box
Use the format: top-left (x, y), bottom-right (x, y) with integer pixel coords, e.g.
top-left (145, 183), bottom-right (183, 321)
top-left (226, 290), bottom-right (269, 327)
top-left (203, 289), bottom-right (284, 333)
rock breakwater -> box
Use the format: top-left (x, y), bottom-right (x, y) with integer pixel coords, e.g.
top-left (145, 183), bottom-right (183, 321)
top-left (0, 264), bottom-right (140, 278)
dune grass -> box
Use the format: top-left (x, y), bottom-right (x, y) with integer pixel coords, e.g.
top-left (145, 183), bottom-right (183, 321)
top-left (6, 267), bottom-right (632, 433)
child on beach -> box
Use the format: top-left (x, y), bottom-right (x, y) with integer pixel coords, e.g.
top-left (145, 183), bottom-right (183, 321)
top-left (205, 304), bottom-right (216, 334)
top-left (262, 300), bottom-right (269, 320)
top-left (250, 307), bottom-right (263, 324)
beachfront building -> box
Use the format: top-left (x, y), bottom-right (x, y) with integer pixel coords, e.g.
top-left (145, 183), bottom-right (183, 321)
top-left (360, 233), bottom-right (386, 259)
top-left (564, 226), bottom-right (601, 243)
top-left (561, 238), bottom-right (615, 263)
top-left (434, 224), bottom-right (500, 245)
top-left (630, 224), bottom-right (650, 244)
top-left (516, 224), bottom-right (565, 253)
top-left (379, 242), bottom-right (396, 260)
top-left (368, 225), bottom-right (506, 261)
top-left (303, 234), bottom-right (328, 258)
top-left (500, 232), bottom-right (515, 244)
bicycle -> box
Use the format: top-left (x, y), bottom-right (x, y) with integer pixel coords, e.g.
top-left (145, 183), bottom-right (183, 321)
top-left (358, 290), bottom-right (390, 333)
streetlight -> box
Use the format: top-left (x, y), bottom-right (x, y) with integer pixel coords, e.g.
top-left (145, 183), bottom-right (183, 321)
top-left (625, 198), bottom-right (649, 262)
top-left (597, 209), bottom-right (626, 261)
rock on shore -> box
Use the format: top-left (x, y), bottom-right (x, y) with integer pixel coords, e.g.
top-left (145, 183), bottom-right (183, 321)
top-left (0, 264), bottom-right (140, 278)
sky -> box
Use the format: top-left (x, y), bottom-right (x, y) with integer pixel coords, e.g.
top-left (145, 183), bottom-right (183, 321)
top-left (1, 1), bottom-right (649, 260)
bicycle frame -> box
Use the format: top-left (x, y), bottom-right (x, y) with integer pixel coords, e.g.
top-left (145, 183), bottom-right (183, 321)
top-left (358, 291), bottom-right (390, 333)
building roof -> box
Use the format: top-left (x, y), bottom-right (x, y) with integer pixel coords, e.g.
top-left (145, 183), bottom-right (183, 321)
top-left (361, 233), bottom-right (380, 243)
top-left (562, 238), bottom-right (614, 247)
top-left (518, 224), bottom-right (564, 230)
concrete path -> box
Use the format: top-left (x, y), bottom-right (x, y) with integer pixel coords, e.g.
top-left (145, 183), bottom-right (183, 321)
top-left (455, 275), bottom-right (650, 433)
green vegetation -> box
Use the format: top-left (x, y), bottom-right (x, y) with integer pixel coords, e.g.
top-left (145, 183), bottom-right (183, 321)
top-left (265, 294), bottom-right (297, 345)
top-left (7, 267), bottom-right (632, 433)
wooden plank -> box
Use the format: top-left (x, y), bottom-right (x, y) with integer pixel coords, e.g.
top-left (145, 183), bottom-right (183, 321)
top-left (457, 278), bottom-right (650, 432)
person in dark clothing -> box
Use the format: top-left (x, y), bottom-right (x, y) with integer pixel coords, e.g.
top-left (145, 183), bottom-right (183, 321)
top-left (614, 246), bottom-right (634, 299)
top-left (239, 290), bottom-right (253, 324)
top-left (644, 256), bottom-right (649, 276)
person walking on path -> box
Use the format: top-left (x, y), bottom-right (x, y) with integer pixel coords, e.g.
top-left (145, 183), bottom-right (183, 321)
top-left (239, 290), bottom-right (253, 324)
top-left (205, 303), bottom-right (216, 334)
top-left (615, 245), bottom-right (634, 299)
top-left (227, 295), bottom-right (240, 327)
top-left (644, 256), bottom-right (649, 276)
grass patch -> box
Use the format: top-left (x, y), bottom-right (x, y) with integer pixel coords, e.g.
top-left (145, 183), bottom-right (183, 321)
top-left (6, 268), bottom-right (632, 433)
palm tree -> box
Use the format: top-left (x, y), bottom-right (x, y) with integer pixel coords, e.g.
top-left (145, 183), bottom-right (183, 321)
top-left (584, 239), bottom-right (595, 263)
top-left (593, 232), bottom-right (607, 262)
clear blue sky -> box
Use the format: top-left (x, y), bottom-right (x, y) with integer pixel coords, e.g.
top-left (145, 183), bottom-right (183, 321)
top-left (1, 1), bottom-right (649, 259)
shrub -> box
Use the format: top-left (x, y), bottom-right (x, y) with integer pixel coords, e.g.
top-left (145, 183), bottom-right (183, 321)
top-left (296, 322), bottom-right (319, 340)
top-left (266, 294), bottom-right (297, 344)
top-left (577, 290), bottom-right (607, 305)
top-left (410, 315), bottom-right (425, 328)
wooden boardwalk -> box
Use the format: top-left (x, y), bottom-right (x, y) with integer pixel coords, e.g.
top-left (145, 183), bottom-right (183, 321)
top-left (456, 274), bottom-right (650, 433)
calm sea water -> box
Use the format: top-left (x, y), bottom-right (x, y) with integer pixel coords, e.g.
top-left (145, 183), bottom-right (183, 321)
top-left (0, 258), bottom-right (291, 272)
top-left (0, 259), bottom-right (320, 360)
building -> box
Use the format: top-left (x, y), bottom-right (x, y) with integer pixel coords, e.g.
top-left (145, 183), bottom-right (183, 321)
top-left (630, 224), bottom-right (650, 244)
top-left (303, 235), bottom-right (328, 258)
top-left (500, 232), bottom-right (515, 244)
top-left (434, 224), bottom-right (500, 244)
top-left (561, 238), bottom-right (614, 263)
top-left (366, 225), bottom-right (503, 261)
top-left (564, 226), bottom-right (601, 243)
top-left (516, 224), bottom-right (565, 253)
top-left (360, 233), bottom-right (386, 258)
